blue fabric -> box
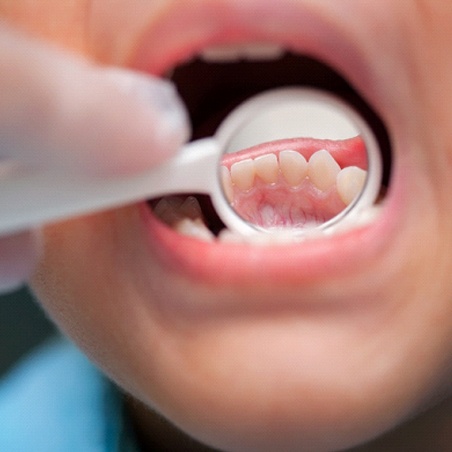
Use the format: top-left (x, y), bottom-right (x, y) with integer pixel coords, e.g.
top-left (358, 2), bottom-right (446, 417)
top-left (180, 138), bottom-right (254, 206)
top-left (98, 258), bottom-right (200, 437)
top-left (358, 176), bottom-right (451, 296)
top-left (0, 339), bottom-right (124, 452)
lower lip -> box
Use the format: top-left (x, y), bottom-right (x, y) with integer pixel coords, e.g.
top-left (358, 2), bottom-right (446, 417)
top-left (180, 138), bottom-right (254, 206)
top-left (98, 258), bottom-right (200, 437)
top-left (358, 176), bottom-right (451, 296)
top-left (140, 131), bottom-right (395, 287)
top-left (139, 182), bottom-right (398, 288)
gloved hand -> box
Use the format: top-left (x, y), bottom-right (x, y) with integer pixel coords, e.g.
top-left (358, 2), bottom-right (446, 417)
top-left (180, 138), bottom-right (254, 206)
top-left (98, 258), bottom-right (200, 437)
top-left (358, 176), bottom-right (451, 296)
top-left (0, 25), bottom-right (189, 293)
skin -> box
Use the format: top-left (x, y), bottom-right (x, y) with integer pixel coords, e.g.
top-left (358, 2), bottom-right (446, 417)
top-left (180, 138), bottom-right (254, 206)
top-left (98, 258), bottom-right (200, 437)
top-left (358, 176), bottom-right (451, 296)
top-left (1, 1), bottom-right (451, 450)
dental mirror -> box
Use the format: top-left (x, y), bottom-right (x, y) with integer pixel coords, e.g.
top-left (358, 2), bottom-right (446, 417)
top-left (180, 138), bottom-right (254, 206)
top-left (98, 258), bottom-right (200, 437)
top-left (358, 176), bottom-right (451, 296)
top-left (0, 87), bottom-right (381, 239)
top-left (210, 87), bottom-right (382, 237)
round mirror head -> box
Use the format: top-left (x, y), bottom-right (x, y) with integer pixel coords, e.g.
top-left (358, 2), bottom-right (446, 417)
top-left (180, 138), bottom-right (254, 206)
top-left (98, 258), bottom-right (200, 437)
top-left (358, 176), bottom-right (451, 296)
top-left (212, 88), bottom-right (382, 237)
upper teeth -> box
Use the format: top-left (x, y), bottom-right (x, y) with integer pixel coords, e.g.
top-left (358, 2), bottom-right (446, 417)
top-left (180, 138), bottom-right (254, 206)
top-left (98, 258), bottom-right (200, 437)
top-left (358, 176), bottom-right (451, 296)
top-left (200, 43), bottom-right (284, 62)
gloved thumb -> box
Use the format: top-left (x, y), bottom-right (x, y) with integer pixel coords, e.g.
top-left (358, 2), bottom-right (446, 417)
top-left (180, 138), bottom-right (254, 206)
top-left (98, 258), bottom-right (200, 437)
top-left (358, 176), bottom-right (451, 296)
top-left (0, 24), bottom-right (190, 176)
top-left (0, 25), bottom-right (190, 293)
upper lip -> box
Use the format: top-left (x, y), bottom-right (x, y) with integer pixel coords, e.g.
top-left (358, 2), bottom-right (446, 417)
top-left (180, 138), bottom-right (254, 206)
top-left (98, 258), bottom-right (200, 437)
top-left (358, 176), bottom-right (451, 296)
top-left (129, 1), bottom-right (369, 87)
top-left (129, 1), bottom-right (401, 294)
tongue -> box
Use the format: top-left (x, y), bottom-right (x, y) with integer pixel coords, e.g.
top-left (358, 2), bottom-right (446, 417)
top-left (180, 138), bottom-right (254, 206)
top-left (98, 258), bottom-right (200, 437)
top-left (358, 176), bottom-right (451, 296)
top-left (220, 136), bottom-right (367, 229)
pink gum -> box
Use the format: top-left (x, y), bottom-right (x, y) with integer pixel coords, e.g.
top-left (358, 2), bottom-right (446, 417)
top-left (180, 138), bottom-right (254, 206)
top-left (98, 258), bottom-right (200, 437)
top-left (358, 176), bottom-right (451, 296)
top-left (221, 136), bottom-right (367, 170)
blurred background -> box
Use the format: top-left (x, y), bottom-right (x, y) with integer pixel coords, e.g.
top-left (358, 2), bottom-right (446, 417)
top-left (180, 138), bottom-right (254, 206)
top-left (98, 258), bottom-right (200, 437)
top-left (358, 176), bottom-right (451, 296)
top-left (0, 287), bottom-right (56, 378)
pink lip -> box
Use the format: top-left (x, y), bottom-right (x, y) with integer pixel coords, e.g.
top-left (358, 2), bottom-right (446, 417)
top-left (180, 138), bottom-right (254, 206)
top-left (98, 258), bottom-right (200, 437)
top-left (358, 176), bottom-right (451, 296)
top-left (131, 1), bottom-right (369, 89)
top-left (139, 197), bottom-right (396, 289)
top-left (132, 1), bottom-right (400, 299)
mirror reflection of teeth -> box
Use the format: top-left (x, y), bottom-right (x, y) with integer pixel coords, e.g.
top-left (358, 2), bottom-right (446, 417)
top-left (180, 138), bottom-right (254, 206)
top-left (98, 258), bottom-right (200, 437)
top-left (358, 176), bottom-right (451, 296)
top-left (230, 158), bottom-right (256, 191)
top-left (336, 166), bottom-right (367, 205)
top-left (220, 166), bottom-right (234, 203)
top-left (307, 149), bottom-right (341, 191)
top-left (222, 149), bottom-right (368, 206)
top-left (279, 150), bottom-right (308, 187)
top-left (254, 154), bottom-right (279, 184)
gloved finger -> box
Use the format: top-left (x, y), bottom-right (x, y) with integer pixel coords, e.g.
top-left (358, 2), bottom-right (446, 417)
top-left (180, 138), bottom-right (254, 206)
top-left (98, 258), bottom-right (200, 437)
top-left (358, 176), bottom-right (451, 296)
top-left (0, 24), bottom-right (190, 176)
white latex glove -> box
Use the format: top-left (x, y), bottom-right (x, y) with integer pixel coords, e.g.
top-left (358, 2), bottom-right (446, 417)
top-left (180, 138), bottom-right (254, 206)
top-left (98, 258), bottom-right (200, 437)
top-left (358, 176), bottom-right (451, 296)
top-left (0, 25), bottom-right (190, 293)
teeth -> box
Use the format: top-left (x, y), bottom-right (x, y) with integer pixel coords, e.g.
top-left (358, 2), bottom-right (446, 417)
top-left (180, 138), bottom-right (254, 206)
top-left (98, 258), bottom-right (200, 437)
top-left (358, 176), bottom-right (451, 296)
top-left (200, 43), bottom-right (284, 62)
top-left (279, 150), bottom-right (308, 187)
top-left (230, 159), bottom-right (255, 191)
top-left (200, 45), bottom-right (242, 62)
top-left (153, 196), bottom-right (204, 225)
top-left (179, 196), bottom-right (204, 219)
top-left (308, 150), bottom-right (341, 191)
top-left (242, 43), bottom-right (284, 60)
top-left (153, 196), bottom-right (214, 242)
top-left (336, 166), bottom-right (367, 205)
top-left (254, 153), bottom-right (279, 184)
top-left (153, 197), bottom-right (186, 225)
top-left (174, 218), bottom-right (215, 242)
top-left (227, 150), bottom-right (344, 193)
top-left (220, 166), bottom-right (234, 203)
top-left (153, 150), bottom-right (376, 244)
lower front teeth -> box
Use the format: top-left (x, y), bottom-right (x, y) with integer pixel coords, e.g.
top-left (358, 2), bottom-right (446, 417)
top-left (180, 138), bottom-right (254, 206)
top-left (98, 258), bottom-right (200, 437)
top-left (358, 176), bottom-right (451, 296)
top-left (174, 218), bottom-right (215, 241)
top-left (153, 196), bottom-right (205, 225)
top-left (153, 196), bottom-right (217, 242)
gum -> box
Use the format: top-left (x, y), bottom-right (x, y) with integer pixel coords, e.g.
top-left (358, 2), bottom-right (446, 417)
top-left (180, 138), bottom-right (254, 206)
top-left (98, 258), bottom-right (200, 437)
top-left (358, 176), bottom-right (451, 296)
top-left (231, 178), bottom-right (346, 228)
top-left (221, 136), bottom-right (368, 170)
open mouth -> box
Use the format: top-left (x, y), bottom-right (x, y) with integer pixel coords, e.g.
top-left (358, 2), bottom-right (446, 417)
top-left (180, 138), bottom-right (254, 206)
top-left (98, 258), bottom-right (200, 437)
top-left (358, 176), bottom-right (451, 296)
top-left (148, 48), bottom-right (391, 243)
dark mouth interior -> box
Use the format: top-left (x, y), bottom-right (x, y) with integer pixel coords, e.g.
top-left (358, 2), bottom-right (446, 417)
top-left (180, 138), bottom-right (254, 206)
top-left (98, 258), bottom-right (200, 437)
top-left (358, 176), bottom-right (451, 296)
top-left (170, 52), bottom-right (392, 180)
top-left (150, 52), bottom-right (392, 235)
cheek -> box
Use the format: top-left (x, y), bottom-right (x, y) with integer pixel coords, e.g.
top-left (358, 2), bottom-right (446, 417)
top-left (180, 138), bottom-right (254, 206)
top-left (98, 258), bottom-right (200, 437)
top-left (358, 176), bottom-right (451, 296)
top-left (0, 0), bottom-right (87, 53)
top-left (30, 206), bottom-right (183, 397)
top-left (31, 208), bottom-right (142, 373)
